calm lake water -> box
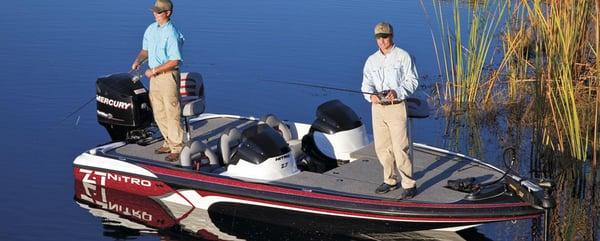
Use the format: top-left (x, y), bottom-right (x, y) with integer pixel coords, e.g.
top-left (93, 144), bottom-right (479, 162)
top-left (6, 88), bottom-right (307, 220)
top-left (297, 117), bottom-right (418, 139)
top-left (0, 0), bottom-right (589, 240)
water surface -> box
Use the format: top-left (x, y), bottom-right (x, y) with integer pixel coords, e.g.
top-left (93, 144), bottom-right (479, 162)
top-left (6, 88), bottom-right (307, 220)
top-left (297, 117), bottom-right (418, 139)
top-left (0, 1), bottom-right (542, 240)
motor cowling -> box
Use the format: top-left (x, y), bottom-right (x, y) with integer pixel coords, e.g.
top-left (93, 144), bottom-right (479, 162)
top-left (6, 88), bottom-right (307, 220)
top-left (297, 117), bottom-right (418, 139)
top-left (96, 73), bottom-right (153, 141)
top-left (222, 124), bottom-right (299, 181)
top-left (301, 100), bottom-right (369, 172)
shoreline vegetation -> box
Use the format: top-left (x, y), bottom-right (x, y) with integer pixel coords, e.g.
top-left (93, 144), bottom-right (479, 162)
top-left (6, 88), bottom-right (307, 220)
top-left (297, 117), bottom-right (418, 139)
top-left (426, 0), bottom-right (600, 166)
top-left (424, 1), bottom-right (600, 239)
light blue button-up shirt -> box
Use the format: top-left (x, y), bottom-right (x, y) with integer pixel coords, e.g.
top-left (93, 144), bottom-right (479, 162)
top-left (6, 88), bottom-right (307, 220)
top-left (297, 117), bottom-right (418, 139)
top-left (361, 46), bottom-right (418, 102)
top-left (142, 21), bottom-right (184, 69)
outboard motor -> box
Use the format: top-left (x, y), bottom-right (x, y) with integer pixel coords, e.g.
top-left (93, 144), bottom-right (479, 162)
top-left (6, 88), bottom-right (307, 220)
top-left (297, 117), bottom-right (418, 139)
top-left (222, 124), bottom-right (299, 181)
top-left (301, 100), bottom-right (369, 173)
top-left (96, 73), bottom-right (153, 141)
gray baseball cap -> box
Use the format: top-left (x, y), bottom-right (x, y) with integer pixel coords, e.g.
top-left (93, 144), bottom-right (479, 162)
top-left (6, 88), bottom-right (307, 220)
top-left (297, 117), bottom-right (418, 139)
top-left (374, 22), bottom-right (393, 37)
top-left (152, 0), bottom-right (173, 12)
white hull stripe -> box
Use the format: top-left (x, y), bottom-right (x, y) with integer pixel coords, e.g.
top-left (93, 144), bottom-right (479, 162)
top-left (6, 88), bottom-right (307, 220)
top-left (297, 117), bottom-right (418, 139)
top-left (170, 190), bottom-right (520, 223)
top-left (74, 153), bottom-right (158, 178)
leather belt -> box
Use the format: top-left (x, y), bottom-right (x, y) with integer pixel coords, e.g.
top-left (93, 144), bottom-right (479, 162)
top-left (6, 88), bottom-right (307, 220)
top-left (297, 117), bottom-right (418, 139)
top-left (156, 68), bottom-right (179, 76)
top-left (380, 100), bottom-right (404, 106)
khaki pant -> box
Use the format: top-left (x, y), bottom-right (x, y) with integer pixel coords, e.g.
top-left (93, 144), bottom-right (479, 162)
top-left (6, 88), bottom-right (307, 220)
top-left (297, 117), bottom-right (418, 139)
top-left (149, 71), bottom-right (184, 153)
top-left (372, 101), bottom-right (416, 188)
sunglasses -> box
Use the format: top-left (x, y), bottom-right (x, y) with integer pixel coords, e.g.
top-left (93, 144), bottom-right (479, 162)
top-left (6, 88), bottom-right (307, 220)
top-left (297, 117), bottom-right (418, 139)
top-left (153, 10), bottom-right (170, 14)
top-left (376, 34), bottom-right (392, 39)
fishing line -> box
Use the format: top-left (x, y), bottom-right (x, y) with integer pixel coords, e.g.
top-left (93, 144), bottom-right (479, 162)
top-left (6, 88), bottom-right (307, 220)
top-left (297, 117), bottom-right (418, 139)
top-left (261, 79), bottom-right (382, 96)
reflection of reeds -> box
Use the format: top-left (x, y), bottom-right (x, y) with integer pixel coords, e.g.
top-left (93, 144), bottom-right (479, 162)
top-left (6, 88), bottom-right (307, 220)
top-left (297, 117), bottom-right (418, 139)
top-left (548, 163), bottom-right (597, 240)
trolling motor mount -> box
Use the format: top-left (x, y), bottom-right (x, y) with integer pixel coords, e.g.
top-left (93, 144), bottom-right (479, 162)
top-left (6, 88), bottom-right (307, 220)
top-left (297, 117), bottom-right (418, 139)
top-left (538, 179), bottom-right (556, 209)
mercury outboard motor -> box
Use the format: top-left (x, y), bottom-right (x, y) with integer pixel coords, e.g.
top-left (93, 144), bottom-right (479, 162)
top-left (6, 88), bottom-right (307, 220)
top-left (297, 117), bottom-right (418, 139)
top-left (96, 73), bottom-right (153, 141)
top-left (222, 124), bottom-right (299, 181)
top-left (301, 100), bottom-right (369, 173)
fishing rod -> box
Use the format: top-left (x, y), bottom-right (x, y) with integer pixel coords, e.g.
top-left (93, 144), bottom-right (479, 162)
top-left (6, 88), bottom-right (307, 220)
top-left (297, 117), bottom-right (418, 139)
top-left (261, 79), bottom-right (390, 98)
top-left (58, 60), bottom-right (147, 124)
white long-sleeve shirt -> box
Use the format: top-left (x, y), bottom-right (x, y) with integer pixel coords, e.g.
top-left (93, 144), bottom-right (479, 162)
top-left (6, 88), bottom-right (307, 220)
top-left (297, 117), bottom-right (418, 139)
top-left (361, 46), bottom-right (419, 102)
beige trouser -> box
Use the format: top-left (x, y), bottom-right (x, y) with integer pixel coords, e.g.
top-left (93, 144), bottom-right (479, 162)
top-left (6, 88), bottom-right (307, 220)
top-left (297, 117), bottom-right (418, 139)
top-left (372, 101), bottom-right (416, 188)
top-left (149, 70), bottom-right (184, 153)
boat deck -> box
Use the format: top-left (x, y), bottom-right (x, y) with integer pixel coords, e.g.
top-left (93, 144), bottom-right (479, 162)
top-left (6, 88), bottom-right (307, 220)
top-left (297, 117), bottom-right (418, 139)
top-left (108, 116), bottom-right (503, 204)
top-left (275, 144), bottom-right (501, 203)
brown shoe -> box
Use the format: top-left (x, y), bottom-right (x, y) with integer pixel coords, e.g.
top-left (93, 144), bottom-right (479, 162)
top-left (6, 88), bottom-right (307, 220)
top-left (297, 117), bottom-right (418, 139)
top-left (154, 146), bottom-right (171, 154)
top-left (165, 153), bottom-right (180, 162)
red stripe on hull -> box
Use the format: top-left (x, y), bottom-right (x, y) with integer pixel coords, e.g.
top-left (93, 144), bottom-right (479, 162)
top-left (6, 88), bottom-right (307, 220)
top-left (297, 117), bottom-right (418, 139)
top-left (141, 165), bottom-right (533, 209)
top-left (195, 189), bottom-right (539, 223)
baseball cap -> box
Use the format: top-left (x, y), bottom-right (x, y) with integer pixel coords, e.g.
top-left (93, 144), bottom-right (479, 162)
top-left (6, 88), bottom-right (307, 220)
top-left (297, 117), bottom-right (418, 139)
top-left (152, 0), bottom-right (173, 12)
top-left (374, 22), bottom-right (393, 37)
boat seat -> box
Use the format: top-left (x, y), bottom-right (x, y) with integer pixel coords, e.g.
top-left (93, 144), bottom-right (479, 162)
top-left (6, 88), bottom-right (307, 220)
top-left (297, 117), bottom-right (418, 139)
top-left (260, 114), bottom-right (305, 161)
top-left (219, 127), bottom-right (242, 165)
top-left (261, 114), bottom-right (292, 141)
top-left (179, 72), bottom-right (206, 141)
top-left (180, 140), bottom-right (220, 172)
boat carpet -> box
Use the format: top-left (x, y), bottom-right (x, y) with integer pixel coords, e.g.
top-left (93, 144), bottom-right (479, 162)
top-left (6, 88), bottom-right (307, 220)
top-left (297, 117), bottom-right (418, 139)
top-left (110, 116), bottom-right (257, 163)
top-left (275, 144), bottom-right (503, 203)
top-left (110, 116), bottom-right (504, 204)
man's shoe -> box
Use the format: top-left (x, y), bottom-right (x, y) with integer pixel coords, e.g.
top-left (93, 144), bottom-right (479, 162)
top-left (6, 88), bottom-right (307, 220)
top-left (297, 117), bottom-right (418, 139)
top-left (165, 153), bottom-right (180, 162)
top-left (375, 183), bottom-right (398, 194)
top-left (398, 186), bottom-right (417, 200)
top-left (154, 146), bottom-right (171, 154)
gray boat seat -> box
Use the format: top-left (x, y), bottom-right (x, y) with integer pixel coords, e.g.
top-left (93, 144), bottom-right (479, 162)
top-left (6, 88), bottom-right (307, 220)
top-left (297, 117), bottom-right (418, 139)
top-left (182, 100), bottom-right (205, 117)
top-left (261, 114), bottom-right (292, 140)
top-left (219, 127), bottom-right (242, 165)
top-left (179, 72), bottom-right (206, 141)
top-left (260, 114), bottom-right (304, 161)
top-left (179, 140), bottom-right (219, 172)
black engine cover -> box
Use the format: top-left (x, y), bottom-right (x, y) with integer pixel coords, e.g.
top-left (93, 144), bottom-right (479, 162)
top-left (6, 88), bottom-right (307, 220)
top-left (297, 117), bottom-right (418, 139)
top-left (96, 73), bottom-right (153, 141)
top-left (311, 99), bottom-right (362, 134)
top-left (230, 124), bottom-right (291, 165)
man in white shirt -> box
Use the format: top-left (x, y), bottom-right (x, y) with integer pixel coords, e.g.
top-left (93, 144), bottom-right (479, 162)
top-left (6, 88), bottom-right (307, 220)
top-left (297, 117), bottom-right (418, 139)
top-left (361, 22), bottom-right (418, 199)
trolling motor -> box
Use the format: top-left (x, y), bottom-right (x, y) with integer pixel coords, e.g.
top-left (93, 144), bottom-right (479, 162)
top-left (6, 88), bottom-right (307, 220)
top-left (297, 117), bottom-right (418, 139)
top-left (96, 73), bottom-right (154, 142)
top-left (444, 146), bottom-right (556, 241)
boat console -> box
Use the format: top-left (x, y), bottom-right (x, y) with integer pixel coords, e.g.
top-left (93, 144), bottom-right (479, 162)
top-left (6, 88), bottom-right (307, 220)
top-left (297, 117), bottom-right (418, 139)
top-left (300, 100), bottom-right (369, 173)
top-left (221, 123), bottom-right (300, 180)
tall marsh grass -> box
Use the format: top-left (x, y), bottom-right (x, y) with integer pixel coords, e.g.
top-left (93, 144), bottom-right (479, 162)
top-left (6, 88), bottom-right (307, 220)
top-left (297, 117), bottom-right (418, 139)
top-left (429, 0), bottom-right (600, 164)
top-left (521, 0), bottom-right (598, 163)
top-left (430, 0), bottom-right (506, 108)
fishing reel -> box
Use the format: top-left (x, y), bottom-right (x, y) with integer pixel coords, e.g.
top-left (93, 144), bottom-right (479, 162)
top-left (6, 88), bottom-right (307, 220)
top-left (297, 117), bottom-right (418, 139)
top-left (125, 127), bottom-right (157, 146)
top-left (376, 90), bottom-right (390, 100)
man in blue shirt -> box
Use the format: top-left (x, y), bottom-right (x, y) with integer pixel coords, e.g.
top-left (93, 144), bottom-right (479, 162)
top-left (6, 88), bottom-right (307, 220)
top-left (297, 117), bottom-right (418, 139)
top-left (361, 22), bottom-right (419, 199)
top-left (131, 0), bottom-right (185, 162)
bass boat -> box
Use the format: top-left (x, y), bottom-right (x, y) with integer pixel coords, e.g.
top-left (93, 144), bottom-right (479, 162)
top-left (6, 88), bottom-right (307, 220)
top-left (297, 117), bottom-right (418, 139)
top-left (74, 72), bottom-right (553, 236)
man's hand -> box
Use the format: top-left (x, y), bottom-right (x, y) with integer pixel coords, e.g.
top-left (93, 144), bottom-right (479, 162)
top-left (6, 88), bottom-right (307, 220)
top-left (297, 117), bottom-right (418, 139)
top-left (144, 68), bottom-right (155, 78)
top-left (131, 50), bottom-right (148, 71)
top-left (131, 61), bottom-right (139, 71)
top-left (385, 90), bottom-right (397, 101)
top-left (370, 94), bottom-right (381, 104)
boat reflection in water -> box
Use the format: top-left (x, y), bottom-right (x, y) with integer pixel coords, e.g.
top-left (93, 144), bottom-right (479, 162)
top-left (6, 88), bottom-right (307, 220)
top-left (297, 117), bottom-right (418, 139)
top-left (74, 178), bottom-right (375, 241)
top-left (75, 178), bottom-right (241, 240)
top-left (74, 178), bottom-right (493, 241)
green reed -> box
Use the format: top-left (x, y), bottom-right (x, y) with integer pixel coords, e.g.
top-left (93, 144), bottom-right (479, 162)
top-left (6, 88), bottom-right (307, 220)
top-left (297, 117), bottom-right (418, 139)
top-left (523, 0), bottom-right (597, 162)
top-left (427, 0), bottom-right (600, 163)
top-left (431, 0), bottom-right (506, 108)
